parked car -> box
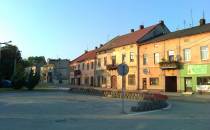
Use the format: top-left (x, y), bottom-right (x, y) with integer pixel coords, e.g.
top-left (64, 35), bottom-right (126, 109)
top-left (0, 80), bottom-right (13, 88)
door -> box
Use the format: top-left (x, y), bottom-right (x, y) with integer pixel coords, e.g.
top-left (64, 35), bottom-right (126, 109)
top-left (184, 77), bottom-right (192, 92)
top-left (90, 77), bottom-right (94, 86)
top-left (77, 78), bottom-right (81, 85)
top-left (165, 76), bottom-right (177, 92)
top-left (143, 78), bottom-right (147, 90)
top-left (111, 76), bottom-right (117, 89)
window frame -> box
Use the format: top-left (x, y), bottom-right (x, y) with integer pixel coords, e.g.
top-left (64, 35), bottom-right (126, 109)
top-left (150, 77), bottom-right (159, 86)
top-left (128, 74), bottom-right (136, 85)
top-left (200, 46), bottom-right (208, 61)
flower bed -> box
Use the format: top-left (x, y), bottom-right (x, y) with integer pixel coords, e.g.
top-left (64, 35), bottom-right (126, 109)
top-left (131, 93), bottom-right (168, 112)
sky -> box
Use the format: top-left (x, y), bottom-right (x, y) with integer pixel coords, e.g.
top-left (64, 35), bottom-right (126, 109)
top-left (0, 0), bottom-right (210, 60)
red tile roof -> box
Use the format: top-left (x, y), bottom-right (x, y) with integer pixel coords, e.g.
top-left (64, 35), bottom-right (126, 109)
top-left (70, 50), bottom-right (96, 64)
top-left (98, 24), bottom-right (159, 52)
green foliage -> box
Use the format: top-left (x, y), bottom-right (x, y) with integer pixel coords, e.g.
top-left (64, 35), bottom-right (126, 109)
top-left (11, 71), bottom-right (26, 90)
top-left (25, 69), bottom-right (40, 90)
top-left (0, 45), bottom-right (21, 80)
top-left (28, 56), bottom-right (46, 66)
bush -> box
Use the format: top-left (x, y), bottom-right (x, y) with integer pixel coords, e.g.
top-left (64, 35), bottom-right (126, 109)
top-left (11, 72), bottom-right (26, 90)
top-left (25, 70), bottom-right (40, 90)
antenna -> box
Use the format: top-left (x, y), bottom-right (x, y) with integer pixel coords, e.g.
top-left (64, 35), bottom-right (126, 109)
top-left (190, 9), bottom-right (194, 27)
top-left (203, 9), bottom-right (205, 19)
top-left (183, 20), bottom-right (186, 29)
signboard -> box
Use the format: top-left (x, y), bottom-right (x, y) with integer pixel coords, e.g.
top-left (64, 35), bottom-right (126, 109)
top-left (117, 63), bottom-right (129, 114)
top-left (187, 65), bottom-right (208, 75)
top-left (117, 64), bottom-right (129, 76)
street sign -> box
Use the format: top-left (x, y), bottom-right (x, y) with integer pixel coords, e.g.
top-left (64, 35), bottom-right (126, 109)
top-left (117, 63), bottom-right (129, 114)
top-left (117, 64), bottom-right (129, 76)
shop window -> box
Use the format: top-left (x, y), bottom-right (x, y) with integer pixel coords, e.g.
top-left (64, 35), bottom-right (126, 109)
top-left (150, 78), bottom-right (159, 85)
top-left (197, 77), bottom-right (210, 85)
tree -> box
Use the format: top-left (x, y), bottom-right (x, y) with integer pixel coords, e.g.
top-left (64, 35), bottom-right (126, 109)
top-left (25, 69), bottom-right (40, 90)
top-left (0, 45), bottom-right (21, 80)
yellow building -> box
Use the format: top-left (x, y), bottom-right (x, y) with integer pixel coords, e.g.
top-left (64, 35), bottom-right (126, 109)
top-left (69, 50), bottom-right (97, 86)
top-left (96, 21), bottom-right (170, 90)
top-left (138, 18), bottom-right (210, 92)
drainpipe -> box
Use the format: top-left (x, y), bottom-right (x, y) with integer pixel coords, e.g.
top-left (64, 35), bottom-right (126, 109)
top-left (137, 44), bottom-right (140, 90)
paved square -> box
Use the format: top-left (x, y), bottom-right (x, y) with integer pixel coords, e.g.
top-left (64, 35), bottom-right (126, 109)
top-left (0, 91), bottom-right (210, 130)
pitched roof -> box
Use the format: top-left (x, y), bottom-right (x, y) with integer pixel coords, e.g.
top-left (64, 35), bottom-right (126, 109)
top-left (142, 23), bottom-right (210, 44)
top-left (97, 24), bottom-right (160, 52)
top-left (70, 50), bottom-right (96, 64)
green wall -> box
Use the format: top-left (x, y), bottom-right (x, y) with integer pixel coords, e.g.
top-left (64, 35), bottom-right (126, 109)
top-left (180, 64), bottom-right (210, 92)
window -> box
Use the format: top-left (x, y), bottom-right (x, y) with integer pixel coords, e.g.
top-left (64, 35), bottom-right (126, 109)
top-left (102, 76), bottom-right (107, 84)
top-left (87, 63), bottom-right (89, 70)
top-left (130, 52), bottom-right (134, 62)
top-left (183, 48), bottom-right (191, 61)
top-left (91, 62), bottom-right (94, 69)
top-left (85, 77), bottom-right (89, 85)
top-left (154, 53), bottom-right (160, 64)
top-left (82, 63), bottom-right (85, 70)
top-left (78, 64), bottom-right (80, 70)
top-left (98, 59), bottom-right (101, 67)
top-left (150, 78), bottom-right (159, 85)
top-left (168, 50), bottom-right (175, 62)
top-left (197, 77), bottom-right (210, 85)
top-left (128, 74), bottom-right (135, 85)
top-left (104, 57), bottom-right (107, 66)
top-left (112, 56), bottom-right (116, 65)
top-left (143, 54), bottom-right (148, 65)
top-left (200, 46), bottom-right (208, 60)
top-left (122, 54), bottom-right (126, 63)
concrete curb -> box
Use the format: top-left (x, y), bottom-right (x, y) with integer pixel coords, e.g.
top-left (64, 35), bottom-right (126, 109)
top-left (126, 103), bottom-right (172, 116)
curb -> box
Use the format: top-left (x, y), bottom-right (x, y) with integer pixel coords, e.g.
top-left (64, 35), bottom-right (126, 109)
top-left (126, 103), bottom-right (172, 116)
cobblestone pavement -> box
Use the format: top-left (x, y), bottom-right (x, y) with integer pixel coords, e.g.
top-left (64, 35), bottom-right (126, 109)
top-left (0, 91), bottom-right (210, 130)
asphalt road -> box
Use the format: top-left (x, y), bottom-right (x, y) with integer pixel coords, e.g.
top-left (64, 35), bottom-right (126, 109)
top-left (0, 91), bottom-right (209, 130)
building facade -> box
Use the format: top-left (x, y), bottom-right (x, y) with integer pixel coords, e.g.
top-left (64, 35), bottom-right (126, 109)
top-left (40, 59), bottom-right (70, 84)
top-left (138, 19), bottom-right (210, 92)
top-left (96, 21), bottom-right (170, 90)
top-left (69, 50), bottom-right (96, 86)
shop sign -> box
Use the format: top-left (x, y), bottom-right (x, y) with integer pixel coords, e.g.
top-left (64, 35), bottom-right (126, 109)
top-left (187, 65), bottom-right (208, 75)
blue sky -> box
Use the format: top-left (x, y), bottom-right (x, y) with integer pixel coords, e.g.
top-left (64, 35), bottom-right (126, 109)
top-left (0, 0), bottom-right (210, 60)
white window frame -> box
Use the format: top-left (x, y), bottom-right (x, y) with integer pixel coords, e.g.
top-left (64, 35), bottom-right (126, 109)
top-left (200, 46), bottom-right (208, 61)
top-left (183, 48), bottom-right (191, 62)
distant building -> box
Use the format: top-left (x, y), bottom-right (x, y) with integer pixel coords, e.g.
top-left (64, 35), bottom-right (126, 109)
top-left (41, 58), bottom-right (70, 84)
top-left (69, 50), bottom-right (97, 86)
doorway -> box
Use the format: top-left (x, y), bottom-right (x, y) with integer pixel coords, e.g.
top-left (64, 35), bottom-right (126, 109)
top-left (77, 78), bottom-right (81, 85)
top-left (165, 76), bottom-right (177, 92)
top-left (111, 75), bottom-right (117, 89)
top-left (142, 78), bottom-right (147, 90)
top-left (90, 77), bottom-right (94, 86)
top-left (184, 77), bottom-right (192, 92)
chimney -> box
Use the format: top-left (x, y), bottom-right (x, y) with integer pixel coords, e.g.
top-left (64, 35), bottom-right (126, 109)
top-left (159, 20), bottom-right (164, 25)
top-left (95, 46), bottom-right (98, 50)
top-left (131, 29), bottom-right (135, 33)
top-left (199, 18), bottom-right (206, 26)
top-left (100, 44), bottom-right (103, 47)
top-left (85, 50), bottom-right (88, 53)
top-left (140, 25), bottom-right (144, 29)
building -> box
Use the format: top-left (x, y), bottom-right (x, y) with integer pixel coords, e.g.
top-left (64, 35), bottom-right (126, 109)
top-left (138, 18), bottom-right (210, 92)
top-left (96, 21), bottom-right (170, 90)
top-left (40, 64), bottom-right (54, 83)
top-left (40, 59), bottom-right (70, 84)
top-left (69, 50), bottom-right (97, 86)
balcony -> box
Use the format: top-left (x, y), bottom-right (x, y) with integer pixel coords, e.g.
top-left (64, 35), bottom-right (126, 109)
top-left (74, 70), bottom-right (81, 76)
top-left (159, 61), bottom-right (181, 70)
top-left (106, 64), bottom-right (118, 70)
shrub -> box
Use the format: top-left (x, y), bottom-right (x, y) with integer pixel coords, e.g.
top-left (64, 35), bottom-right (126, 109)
top-left (25, 70), bottom-right (40, 90)
top-left (11, 72), bottom-right (26, 90)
